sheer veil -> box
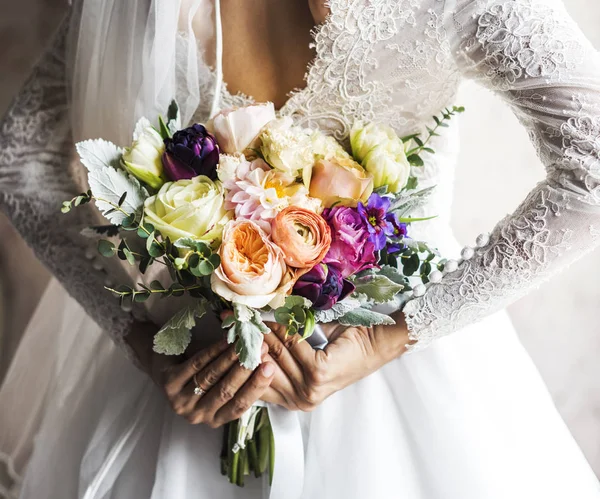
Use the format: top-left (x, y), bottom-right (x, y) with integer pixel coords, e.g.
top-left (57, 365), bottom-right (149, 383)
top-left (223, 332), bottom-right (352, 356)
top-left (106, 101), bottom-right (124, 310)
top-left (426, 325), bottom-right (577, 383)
top-left (67, 0), bottom-right (211, 145)
top-left (1, 2), bottom-right (215, 494)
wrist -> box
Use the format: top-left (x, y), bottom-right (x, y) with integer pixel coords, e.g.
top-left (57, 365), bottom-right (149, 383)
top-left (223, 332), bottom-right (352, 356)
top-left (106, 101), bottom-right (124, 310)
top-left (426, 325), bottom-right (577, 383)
top-left (385, 311), bottom-right (411, 361)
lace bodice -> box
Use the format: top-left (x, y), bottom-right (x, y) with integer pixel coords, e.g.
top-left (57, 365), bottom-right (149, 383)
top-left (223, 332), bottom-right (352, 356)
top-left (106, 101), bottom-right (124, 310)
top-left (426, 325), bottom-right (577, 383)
top-left (1, 0), bottom-right (599, 358)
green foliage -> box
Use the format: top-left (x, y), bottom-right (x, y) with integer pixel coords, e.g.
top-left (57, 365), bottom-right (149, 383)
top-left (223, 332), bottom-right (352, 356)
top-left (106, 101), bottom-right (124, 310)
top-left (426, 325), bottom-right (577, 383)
top-left (97, 239), bottom-right (116, 257)
top-left (75, 139), bottom-right (123, 172)
top-left (338, 308), bottom-right (396, 327)
top-left (273, 296), bottom-right (315, 339)
top-left (352, 273), bottom-right (404, 303)
top-left (222, 304), bottom-right (270, 370)
top-left (173, 238), bottom-right (220, 276)
top-left (87, 167), bottom-right (147, 225)
top-left (313, 298), bottom-right (361, 323)
top-left (399, 105), bottom-right (465, 172)
top-left (153, 301), bottom-right (207, 355)
top-left (61, 191), bottom-right (93, 213)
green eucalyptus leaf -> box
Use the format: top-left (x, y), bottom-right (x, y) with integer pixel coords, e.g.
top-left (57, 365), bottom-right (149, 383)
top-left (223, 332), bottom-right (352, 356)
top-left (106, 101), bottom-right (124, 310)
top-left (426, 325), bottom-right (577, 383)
top-left (208, 253), bottom-right (221, 268)
top-left (198, 260), bottom-right (214, 275)
top-left (97, 239), bottom-right (116, 257)
top-left (284, 295), bottom-right (312, 309)
top-left (274, 309), bottom-right (293, 325)
top-left (407, 154), bottom-right (424, 167)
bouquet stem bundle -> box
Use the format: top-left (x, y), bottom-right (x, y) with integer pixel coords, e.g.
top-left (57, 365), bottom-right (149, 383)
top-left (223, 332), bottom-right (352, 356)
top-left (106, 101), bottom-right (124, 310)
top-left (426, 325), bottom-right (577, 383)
top-left (221, 407), bottom-right (274, 486)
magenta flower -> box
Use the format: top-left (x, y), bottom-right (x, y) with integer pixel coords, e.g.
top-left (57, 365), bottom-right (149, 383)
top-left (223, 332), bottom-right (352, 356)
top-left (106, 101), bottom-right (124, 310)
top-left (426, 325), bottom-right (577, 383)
top-left (322, 205), bottom-right (377, 278)
top-left (162, 124), bottom-right (219, 181)
top-left (293, 264), bottom-right (355, 310)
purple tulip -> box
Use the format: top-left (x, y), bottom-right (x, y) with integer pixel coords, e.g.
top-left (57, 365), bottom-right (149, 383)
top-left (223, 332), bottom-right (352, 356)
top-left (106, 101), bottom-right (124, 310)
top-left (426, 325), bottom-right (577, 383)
top-left (293, 264), bottom-right (355, 311)
top-left (162, 124), bottom-right (219, 181)
top-left (322, 205), bottom-right (377, 278)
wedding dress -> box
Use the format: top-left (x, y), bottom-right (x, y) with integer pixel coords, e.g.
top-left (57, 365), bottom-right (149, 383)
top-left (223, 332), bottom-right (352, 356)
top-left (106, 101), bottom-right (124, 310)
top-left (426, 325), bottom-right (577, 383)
top-left (1, 0), bottom-right (600, 498)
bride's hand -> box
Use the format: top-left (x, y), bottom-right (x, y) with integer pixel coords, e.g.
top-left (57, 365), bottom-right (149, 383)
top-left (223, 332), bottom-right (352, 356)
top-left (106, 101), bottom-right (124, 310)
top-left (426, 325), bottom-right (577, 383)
top-left (129, 323), bottom-right (275, 428)
top-left (260, 312), bottom-right (412, 411)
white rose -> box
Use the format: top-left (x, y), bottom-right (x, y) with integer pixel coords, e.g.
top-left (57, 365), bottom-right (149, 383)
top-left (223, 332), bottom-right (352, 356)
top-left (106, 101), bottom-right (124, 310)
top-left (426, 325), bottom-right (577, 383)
top-left (210, 102), bottom-right (276, 154)
top-left (144, 176), bottom-right (232, 246)
top-left (260, 117), bottom-right (314, 176)
top-left (362, 142), bottom-right (411, 193)
top-left (217, 153), bottom-right (247, 183)
top-left (350, 121), bottom-right (400, 163)
top-left (122, 124), bottom-right (166, 189)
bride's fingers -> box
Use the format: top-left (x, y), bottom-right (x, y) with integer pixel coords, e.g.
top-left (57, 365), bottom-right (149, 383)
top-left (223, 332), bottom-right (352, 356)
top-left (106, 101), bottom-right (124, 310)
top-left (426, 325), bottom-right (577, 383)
top-left (192, 344), bottom-right (269, 415)
top-left (260, 387), bottom-right (291, 408)
top-left (165, 339), bottom-right (229, 394)
top-left (213, 362), bottom-right (275, 427)
top-left (265, 321), bottom-right (316, 367)
top-left (263, 330), bottom-right (305, 382)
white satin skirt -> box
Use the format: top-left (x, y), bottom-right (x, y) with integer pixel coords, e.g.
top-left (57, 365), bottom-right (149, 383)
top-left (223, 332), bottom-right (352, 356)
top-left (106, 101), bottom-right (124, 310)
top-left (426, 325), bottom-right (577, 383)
top-left (1, 279), bottom-right (599, 499)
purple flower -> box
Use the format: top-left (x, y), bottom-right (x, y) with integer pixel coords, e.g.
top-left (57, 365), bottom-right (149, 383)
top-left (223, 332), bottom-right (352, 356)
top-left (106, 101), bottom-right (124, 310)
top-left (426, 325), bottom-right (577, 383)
top-left (357, 193), bottom-right (396, 251)
top-left (293, 264), bottom-right (355, 311)
top-left (322, 205), bottom-right (378, 278)
top-left (162, 124), bottom-right (219, 181)
top-left (386, 214), bottom-right (408, 254)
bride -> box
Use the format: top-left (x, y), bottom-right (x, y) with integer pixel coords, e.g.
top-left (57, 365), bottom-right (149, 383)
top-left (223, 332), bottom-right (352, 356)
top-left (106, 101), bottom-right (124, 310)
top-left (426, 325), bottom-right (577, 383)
top-left (1, 0), bottom-right (600, 497)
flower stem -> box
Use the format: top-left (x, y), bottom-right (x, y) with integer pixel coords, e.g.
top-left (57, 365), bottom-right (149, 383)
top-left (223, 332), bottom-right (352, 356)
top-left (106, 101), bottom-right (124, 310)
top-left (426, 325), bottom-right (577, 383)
top-left (257, 422), bottom-right (270, 475)
top-left (228, 420), bottom-right (239, 485)
top-left (247, 439), bottom-right (260, 478)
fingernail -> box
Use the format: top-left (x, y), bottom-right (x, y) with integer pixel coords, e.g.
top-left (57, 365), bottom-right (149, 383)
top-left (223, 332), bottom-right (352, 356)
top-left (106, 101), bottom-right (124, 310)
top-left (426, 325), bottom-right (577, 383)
top-left (262, 362), bottom-right (275, 377)
top-left (261, 343), bottom-right (268, 355)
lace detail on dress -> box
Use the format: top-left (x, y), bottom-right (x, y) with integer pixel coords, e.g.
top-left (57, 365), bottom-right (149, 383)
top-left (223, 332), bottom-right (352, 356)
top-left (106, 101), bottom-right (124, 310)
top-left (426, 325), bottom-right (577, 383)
top-left (403, 0), bottom-right (600, 349)
top-left (280, 0), bottom-right (461, 142)
top-left (0, 19), bottom-right (140, 365)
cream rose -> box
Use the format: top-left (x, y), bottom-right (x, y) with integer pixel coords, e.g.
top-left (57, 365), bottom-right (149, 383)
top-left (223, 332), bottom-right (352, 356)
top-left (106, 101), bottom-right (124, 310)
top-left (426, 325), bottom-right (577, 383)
top-left (211, 220), bottom-right (287, 307)
top-left (309, 158), bottom-right (374, 208)
top-left (210, 103), bottom-right (276, 154)
top-left (260, 117), bottom-right (314, 176)
top-left (144, 176), bottom-right (232, 246)
top-left (122, 122), bottom-right (166, 189)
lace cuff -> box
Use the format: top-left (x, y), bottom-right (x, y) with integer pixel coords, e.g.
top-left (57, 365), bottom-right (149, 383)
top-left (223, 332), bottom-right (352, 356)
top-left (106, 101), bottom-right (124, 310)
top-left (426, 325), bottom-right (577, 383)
top-left (403, 0), bottom-right (600, 350)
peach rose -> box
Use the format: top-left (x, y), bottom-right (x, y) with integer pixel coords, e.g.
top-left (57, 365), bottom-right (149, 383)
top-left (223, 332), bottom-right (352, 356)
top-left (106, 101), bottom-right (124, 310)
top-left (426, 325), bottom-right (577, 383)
top-left (271, 207), bottom-right (331, 269)
top-left (211, 220), bottom-right (287, 308)
top-left (309, 158), bottom-right (374, 208)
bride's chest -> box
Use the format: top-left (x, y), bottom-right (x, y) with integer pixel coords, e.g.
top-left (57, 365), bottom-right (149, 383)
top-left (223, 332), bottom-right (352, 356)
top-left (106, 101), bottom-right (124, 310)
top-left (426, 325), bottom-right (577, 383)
top-left (192, 0), bottom-right (461, 140)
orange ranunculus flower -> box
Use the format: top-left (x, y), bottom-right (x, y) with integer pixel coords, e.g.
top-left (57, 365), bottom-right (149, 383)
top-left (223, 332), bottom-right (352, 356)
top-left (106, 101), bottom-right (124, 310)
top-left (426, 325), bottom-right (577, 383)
top-left (308, 158), bottom-right (374, 208)
top-left (271, 207), bottom-right (332, 269)
top-left (211, 220), bottom-right (286, 308)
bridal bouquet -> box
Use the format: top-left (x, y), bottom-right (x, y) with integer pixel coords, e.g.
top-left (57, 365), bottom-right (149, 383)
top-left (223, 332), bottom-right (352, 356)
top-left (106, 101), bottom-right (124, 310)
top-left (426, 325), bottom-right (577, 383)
top-left (63, 101), bottom-right (463, 486)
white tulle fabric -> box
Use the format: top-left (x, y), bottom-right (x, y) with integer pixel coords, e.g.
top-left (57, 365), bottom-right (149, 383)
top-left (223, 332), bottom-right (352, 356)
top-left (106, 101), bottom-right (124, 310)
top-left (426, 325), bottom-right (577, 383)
top-left (1, 0), bottom-right (600, 497)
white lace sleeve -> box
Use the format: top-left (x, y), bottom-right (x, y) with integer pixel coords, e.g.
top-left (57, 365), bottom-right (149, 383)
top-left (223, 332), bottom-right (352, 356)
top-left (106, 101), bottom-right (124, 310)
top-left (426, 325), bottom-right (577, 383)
top-left (403, 0), bottom-right (600, 349)
top-left (0, 19), bottom-right (142, 365)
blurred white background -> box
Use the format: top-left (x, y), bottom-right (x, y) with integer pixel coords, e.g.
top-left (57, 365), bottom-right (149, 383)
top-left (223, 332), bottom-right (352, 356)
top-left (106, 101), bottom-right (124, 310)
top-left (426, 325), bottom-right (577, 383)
top-left (0, 0), bottom-right (598, 477)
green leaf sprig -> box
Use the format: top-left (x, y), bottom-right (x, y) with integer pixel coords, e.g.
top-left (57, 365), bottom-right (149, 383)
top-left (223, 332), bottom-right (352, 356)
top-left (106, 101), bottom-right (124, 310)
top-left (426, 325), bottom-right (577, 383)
top-left (273, 296), bottom-right (316, 340)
